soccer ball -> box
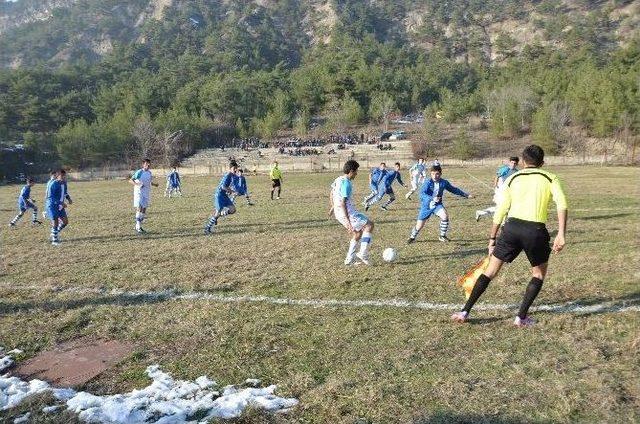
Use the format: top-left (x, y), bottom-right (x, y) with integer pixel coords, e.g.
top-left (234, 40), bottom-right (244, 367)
top-left (382, 247), bottom-right (397, 262)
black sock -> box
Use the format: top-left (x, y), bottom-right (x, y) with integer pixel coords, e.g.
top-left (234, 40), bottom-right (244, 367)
top-left (518, 277), bottom-right (543, 319)
top-left (462, 274), bottom-right (492, 313)
top-left (271, 190), bottom-right (274, 200)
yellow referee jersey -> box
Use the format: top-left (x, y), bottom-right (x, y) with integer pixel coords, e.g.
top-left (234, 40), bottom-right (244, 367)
top-left (493, 168), bottom-right (568, 225)
top-left (270, 166), bottom-right (282, 180)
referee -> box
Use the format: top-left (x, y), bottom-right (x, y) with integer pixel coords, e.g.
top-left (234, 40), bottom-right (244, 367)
top-left (270, 161), bottom-right (283, 200)
top-left (452, 145), bottom-right (568, 327)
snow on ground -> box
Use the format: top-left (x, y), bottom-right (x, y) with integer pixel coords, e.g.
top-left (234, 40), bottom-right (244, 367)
top-left (1, 348), bottom-right (298, 422)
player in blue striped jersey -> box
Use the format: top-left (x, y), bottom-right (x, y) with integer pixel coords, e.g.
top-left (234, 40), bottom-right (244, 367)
top-left (362, 163), bottom-right (387, 206)
top-left (231, 168), bottom-right (254, 206)
top-left (365, 162), bottom-right (407, 211)
top-left (407, 165), bottom-right (472, 243)
top-left (45, 170), bottom-right (66, 246)
top-left (204, 161), bottom-right (240, 234)
top-left (165, 167), bottom-right (182, 197)
top-left (9, 177), bottom-right (42, 227)
top-left (56, 169), bottom-right (73, 233)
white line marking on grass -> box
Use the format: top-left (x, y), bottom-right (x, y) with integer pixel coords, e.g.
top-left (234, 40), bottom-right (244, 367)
top-left (4, 286), bottom-right (640, 314)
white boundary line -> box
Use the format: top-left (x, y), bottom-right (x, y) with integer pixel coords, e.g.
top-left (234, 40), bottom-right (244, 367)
top-left (3, 286), bottom-right (639, 314)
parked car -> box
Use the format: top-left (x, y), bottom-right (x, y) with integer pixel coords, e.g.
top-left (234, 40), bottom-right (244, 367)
top-left (389, 131), bottom-right (407, 140)
top-left (380, 132), bottom-right (393, 141)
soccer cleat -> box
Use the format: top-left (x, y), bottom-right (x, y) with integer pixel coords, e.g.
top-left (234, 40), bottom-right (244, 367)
top-left (439, 235), bottom-right (450, 242)
top-left (136, 227), bottom-right (147, 234)
top-left (276, 196), bottom-right (281, 200)
top-left (451, 311), bottom-right (469, 323)
top-left (475, 211), bottom-right (481, 222)
top-left (51, 240), bottom-right (60, 246)
top-left (513, 316), bottom-right (535, 328)
top-left (364, 204), bottom-right (370, 212)
top-left (248, 202), bottom-right (255, 206)
top-left (32, 220), bottom-right (43, 225)
top-left (9, 222), bottom-right (16, 227)
top-left (344, 255), bottom-right (356, 266)
top-left (380, 205), bottom-right (388, 211)
top-left (204, 227), bottom-right (213, 235)
top-left (355, 252), bottom-right (371, 266)
top-left (406, 237), bottom-right (415, 244)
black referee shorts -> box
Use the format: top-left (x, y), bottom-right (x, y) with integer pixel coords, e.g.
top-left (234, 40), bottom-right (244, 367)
top-left (493, 218), bottom-right (551, 267)
top-left (272, 179), bottom-right (281, 188)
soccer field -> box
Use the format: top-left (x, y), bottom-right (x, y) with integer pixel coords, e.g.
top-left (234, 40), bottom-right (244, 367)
top-left (1, 166), bottom-right (639, 423)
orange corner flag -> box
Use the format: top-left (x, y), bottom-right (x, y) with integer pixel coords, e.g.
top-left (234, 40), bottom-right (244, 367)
top-left (457, 257), bottom-right (490, 300)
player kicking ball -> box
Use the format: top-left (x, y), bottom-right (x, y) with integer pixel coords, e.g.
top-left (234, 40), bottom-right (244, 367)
top-left (407, 165), bottom-right (472, 243)
top-left (330, 160), bottom-right (375, 265)
top-left (129, 158), bottom-right (158, 234)
top-left (204, 161), bottom-right (240, 234)
top-left (9, 177), bottom-right (42, 227)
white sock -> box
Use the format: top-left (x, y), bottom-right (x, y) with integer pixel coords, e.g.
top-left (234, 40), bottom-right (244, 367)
top-left (346, 239), bottom-right (358, 262)
top-left (135, 212), bottom-right (143, 230)
top-left (359, 232), bottom-right (372, 255)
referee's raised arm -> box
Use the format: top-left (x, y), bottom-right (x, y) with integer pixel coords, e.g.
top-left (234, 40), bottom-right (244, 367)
top-left (452, 144), bottom-right (569, 327)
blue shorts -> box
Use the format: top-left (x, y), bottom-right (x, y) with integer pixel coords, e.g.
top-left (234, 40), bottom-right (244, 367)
top-left (170, 183), bottom-right (180, 188)
top-left (214, 192), bottom-right (233, 210)
top-left (383, 186), bottom-right (394, 195)
top-left (18, 202), bottom-right (34, 212)
top-left (418, 203), bottom-right (445, 221)
top-left (46, 205), bottom-right (61, 220)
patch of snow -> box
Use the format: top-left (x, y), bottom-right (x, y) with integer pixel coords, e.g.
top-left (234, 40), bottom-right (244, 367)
top-left (13, 412), bottom-right (30, 423)
top-left (1, 356), bottom-right (297, 423)
top-left (42, 405), bottom-right (61, 413)
top-left (0, 356), bottom-right (14, 373)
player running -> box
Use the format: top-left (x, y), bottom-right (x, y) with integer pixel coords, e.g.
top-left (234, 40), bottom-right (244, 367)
top-left (407, 165), bottom-right (472, 243)
top-left (365, 162), bottom-right (407, 211)
top-left (362, 163), bottom-right (387, 206)
top-left (232, 168), bottom-right (254, 206)
top-left (405, 158), bottom-right (427, 200)
top-left (204, 161), bottom-right (240, 234)
top-left (9, 177), bottom-right (42, 227)
top-left (475, 156), bottom-right (519, 221)
top-left (330, 160), bottom-right (375, 265)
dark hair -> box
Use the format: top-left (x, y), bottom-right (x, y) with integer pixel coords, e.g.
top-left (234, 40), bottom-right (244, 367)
top-left (430, 165), bottom-right (442, 173)
top-left (229, 160), bottom-right (239, 168)
top-left (509, 156), bottom-right (520, 163)
top-left (343, 160), bottom-right (360, 174)
top-left (49, 170), bottom-right (57, 176)
top-left (380, 162), bottom-right (386, 166)
top-left (142, 158), bottom-right (151, 164)
top-left (26, 177), bottom-right (35, 183)
top-left (59, 169), bottom-right (66, 175)
top-left (522, 145), bottom-right (544, 167)
top-left (238, 168), bottom-right (244, 174)
top-left (395, 162), bottom-right (400, 167)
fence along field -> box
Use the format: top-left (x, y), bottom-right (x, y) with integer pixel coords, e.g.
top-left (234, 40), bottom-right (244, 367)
top-left (0, 166), bottom-right (639, 423)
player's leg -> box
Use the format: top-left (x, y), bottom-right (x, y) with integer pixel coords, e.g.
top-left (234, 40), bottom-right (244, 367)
top-left (57, 210), bottom-right (69, 232)
top-left (514, 225), bottom-right (552, 327)
top-left (475, 206), bottom-right (496, 221)
top-left (9, 208), bottom-right (25, 226)
top-left (276, 181), bottom-right (281, 199)
top-left (30, 204), bottom-right (42, 224)
top-left (363, 184), bottom-right (378, 205)
top-left (356, 219), bottom-right (374, 265)
top-left (407, 204), bottom-right (432, 243)
top-left (246, 193), bottom-right (254, 205)
top-left (451, 255), bottom-right (505, 322)
top-left (406, 176), bottom-right (419, 199)
top-left (381, 189), bottom-right (395, 210)
top-left (345, 230), bottom-right (362, 265)
top-left (435, 206), bottom-right (450, 241)
top-left (50, 216), bottom-right (60, 245)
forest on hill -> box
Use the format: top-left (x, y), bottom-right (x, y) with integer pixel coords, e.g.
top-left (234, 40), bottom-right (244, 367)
top-left (0, 0), bottom-right (638, 173)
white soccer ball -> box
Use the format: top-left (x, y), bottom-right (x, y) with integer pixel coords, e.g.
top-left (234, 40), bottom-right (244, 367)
top-left (382, 247), bottom-right (397, 262)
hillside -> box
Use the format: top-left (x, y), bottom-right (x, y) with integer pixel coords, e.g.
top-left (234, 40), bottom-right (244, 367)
top-left (1, 0), bottom-right (638, 68)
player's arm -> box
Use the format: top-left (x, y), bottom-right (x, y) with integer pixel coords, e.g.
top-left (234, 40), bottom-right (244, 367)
top-left (129, 170), bottom-right (143, 186)
top-left (397, 173), bottom-right (406, 187)
top-left (445, 181), bottom-right (472, 198)
top-left (493, 175), bottom-right (499, 188)
top-left (550, 177), bottom-right (568, 253)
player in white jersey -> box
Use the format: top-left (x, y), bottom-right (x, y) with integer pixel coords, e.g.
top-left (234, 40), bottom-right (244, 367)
top-left (475, 156), bottom-right (519, 221)
top-left (330, 160), bottom-right (375, 265)
top-left (129, 158), bottom-right (158, 234)
top-left (405, 158), bottom-right (427, 200)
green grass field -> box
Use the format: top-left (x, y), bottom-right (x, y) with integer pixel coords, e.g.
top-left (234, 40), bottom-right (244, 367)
top-left (1, 166), bottom-right (639, 423)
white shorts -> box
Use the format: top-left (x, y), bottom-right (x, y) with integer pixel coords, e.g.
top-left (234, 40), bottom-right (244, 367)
top-left (411, 175), bottom-right (422, 191)
top-left (134, 194), bottom-right (150, 209)
top-left (335, 210), bottom-right (369, 232)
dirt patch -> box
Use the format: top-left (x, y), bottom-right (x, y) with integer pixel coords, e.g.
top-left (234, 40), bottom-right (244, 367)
top-left (14, 340), bottom-right (134, 387)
